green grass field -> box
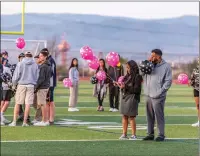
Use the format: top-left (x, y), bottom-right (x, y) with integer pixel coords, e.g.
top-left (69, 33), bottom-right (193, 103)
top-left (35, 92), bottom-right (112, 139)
top-left (1, 81), bottom-right (199, 156)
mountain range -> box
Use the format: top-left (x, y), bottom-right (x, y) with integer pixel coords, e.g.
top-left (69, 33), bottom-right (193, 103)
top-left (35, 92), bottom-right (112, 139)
top-left (1, 13), bottom-right (199, 63)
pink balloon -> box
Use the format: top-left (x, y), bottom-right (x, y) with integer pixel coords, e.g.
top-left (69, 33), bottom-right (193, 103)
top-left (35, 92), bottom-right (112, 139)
top-left (178, 73), bottom-right (188, 84)
top-left (87, 56), bottom-right (99, 70)
top-left (106, 52), bottom-right (119, 67)
top-left (118, 76), bottom-right (125, 85)
top-left (96, 71), bottom-right (106, 81)
top-left (63, 78), bottom-right (72, 88)
top-left (80, 46), bottom-right (94, 60)
top-left (16, 38), bottom-right (25, 49)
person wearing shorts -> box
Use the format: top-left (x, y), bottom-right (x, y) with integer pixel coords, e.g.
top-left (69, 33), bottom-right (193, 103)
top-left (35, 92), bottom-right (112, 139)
top-left (33, 51), bottom-right (52, 126)
top-left (42, 48), bottom-right (57, 124)
top-left (1, 59), bottom-right (12, 125)
top-left (190, 60), bottom-right (199, 127)
top-left (9, 52), bottom-right (39, 127)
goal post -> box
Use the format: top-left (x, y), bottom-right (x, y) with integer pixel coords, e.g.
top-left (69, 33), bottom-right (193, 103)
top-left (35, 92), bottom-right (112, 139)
top-left (1, 39), bottom-right (47, 64)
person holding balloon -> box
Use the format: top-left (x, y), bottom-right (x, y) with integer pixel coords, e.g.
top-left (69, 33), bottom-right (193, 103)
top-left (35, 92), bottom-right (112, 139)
top-left (68, 58), bottom-right (79, 112)
top-left (93, 59), bottom-right (108, 111)
top-left (116, 60), bottom-right (142, 140)
top-left (108, 54), bottom-right (124, 112)
top-left (142, 49), bottom-right (172, 142)
top-left (189, 59), bottom-right (199, 127)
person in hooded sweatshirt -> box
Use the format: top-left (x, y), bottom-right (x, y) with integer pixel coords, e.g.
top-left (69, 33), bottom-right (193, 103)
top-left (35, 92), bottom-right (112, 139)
top-left (142, 49), bottom-right (172, 142)
top-left (9, 52), bottom-right (39, 127)
top-left (33, 51), bottom-right (52, 126)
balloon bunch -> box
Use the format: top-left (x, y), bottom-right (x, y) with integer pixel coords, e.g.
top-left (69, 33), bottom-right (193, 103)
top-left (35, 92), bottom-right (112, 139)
top-left (139, 60), bottom-right (154, 75)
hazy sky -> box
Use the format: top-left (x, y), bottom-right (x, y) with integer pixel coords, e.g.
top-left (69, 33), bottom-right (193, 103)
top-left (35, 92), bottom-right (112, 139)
top-left (1, 2), bottom-right (199, 19)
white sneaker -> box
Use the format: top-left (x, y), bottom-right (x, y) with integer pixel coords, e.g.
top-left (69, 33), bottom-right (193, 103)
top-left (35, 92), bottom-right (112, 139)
top-left (8, 122), bottom-right (16, 127)
top-left (1, 115), bottom-right (11, 124)
top-left (34, 121), bottom-right (49, 126)
top-left (22, 123), bottom-right (29, 127)
top-left (68, 108), bottom-right (77, 112)
top-left (31, 119), bottom-right (40, 124)
top-left (109, 108), bottom-right (114, 112)
top-left (129, 135), bottom-right (137, 140)
top-left (1, 121), bottom-right (5, 126)
top-left (74, 108), bottom-right (79, 112)
top-left (192, 121), bottom-right (199, 127)
top-left (113, 108), bottom-right (119, 112)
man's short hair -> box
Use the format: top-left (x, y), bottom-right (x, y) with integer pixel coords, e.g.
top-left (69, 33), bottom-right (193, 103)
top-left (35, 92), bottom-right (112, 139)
top-left (151, 49), bottom-right (162, 57)
top-left (40, 48), bottom-right (49, 56)
top-left (40, 51), bottom-right (48, 57)
top-left (2, 51), bottom-right (8, 56)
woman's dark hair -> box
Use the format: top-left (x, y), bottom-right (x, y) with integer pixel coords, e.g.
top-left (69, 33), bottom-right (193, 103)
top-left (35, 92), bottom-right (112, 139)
top-left (96, 59), bottom-right (107, 73)
top-left (69, 58), bottom-right (79, 70)
top-left (123, 60), bottom-right (139, 83)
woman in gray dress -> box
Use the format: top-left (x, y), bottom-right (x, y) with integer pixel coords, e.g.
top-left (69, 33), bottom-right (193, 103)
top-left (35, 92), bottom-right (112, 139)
top-left (116, 60), bottom-right (142, 140)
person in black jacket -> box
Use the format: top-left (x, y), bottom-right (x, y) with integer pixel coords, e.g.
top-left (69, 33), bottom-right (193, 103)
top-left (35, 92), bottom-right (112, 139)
top-left (40, 48), bottom-right (57, 124)
top-left (33, 51), bottom-right (52, 126)
top-left (117, 60), bottom-right (142, 140)
top-left (108, 55), bottom-right (124, 112)
top-left (0, 53), bottom-right (3, 103)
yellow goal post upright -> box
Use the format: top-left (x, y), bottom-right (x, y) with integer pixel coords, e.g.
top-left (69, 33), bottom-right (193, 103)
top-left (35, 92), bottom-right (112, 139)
top-left (1, 1), bottom-right (25, 35)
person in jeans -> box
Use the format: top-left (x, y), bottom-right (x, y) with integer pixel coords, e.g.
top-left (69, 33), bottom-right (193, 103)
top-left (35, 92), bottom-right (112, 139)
top-left (108, 55), bottom-right (124, 112)
top-left (118, 60), bottom-right (142, 140)
top-left (33, 51), bottom-right (52, 126)
top-left (68, 58), bottom-right (79, 112)
top-left (93, 59), bottom-right (108, 111)
top-left (143, 49), bottom-right (172, 142)
top-left (9, 52), bottom-right (39, 127)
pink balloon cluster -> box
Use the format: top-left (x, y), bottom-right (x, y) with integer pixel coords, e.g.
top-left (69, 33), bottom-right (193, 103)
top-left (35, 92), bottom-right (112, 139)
top-left (80, 46), bottom-right (94, 60)
top-left (16, 38), bottom-right (25, 49)
top-left (96, 71), bottom-right (106, 81)
top-left (106, 52), bottom-right (119, 67)
top-left (118, 76), bottom-right (125, 85)
top-left (88, 56), bottom-right (99, 70)
top-left (63, 78), bottom-right (72, 88)
top-left (178, 73), bottom-right (188, 84)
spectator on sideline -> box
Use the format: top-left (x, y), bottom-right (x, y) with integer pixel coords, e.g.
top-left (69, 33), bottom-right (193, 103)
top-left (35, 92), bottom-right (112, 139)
top-left (143, 49), bottom-right (172, 142)
top-left (9, 52), bottom-right (39, 127)
top-left (108, 55), bottom-right (124, 112)
top-left (1, 58), bottom-right (12, 125)
top-left (189, 58), bottom-right (199, 127)
top-left (118, 60), bottom-right (142, 140)
top-left (33, 51), bottom-right (52, 126)
top-left (93, 59), bottom-right (108, 111)
top-left (68, 58), bottom-right (79, 112)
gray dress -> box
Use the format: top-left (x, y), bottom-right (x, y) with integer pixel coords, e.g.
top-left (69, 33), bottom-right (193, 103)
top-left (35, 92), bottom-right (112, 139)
top-left (119, 74), bottom-right (142, 117)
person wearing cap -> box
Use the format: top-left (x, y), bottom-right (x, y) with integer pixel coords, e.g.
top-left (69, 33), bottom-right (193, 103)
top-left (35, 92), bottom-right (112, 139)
top-left (40, 48), bottom-right (57, 124)
top-left (18, 53), bottom-right (25, 62)
top-left (2, 51), bottom-right (8, 59)
top-left (9, 51), bottom-right (39, 127)
top-left (108, 55), bottom-right (124, 112)
top-left (142, 49), bottom-right (172, 142)
top-left (17, 53), bottom-right (30, 123)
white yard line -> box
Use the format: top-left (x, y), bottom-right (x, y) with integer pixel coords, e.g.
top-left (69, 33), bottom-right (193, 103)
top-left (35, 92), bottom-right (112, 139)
top-left (1, 138), bottom-right (198, 143)
top-left (3, 115), bottom-right (197, 117)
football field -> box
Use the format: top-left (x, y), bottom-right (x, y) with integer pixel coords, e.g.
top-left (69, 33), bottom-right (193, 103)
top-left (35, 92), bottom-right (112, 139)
top-left (1, 81), bottom-right (199, 156)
